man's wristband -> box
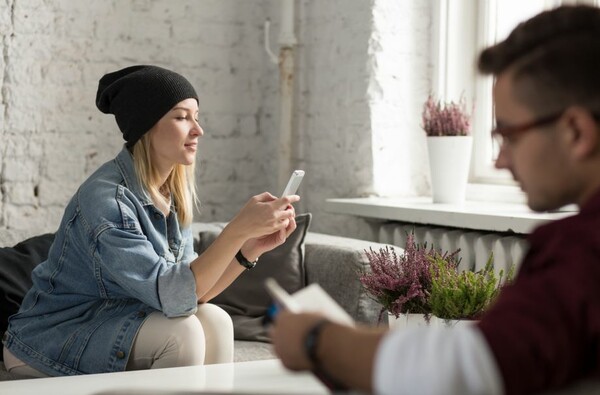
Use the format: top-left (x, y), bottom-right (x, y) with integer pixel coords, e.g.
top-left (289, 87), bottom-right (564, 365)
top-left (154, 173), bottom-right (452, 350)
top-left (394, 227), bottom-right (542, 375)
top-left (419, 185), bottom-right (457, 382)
top-left (303, 319), bottom-right (348, 391)
top-left (304, 319), bottom-right (329, 368)
top-left (235, 249), bottom-right (257, 269)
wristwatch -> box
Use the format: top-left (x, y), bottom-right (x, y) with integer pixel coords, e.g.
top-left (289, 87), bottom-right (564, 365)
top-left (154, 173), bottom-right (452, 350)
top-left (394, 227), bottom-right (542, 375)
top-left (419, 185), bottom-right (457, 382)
top-left (235, 250), bottom-right (258, 270)
top-left (303, 319), bottom-right (348, 391)
top-left (304, 319), bottom-right (329, 368)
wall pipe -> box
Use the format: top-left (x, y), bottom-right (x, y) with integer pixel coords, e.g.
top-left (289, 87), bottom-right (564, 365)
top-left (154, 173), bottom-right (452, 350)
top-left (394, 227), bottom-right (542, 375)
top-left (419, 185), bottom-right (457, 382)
top-left (265, 0), bottom-right (297, 192)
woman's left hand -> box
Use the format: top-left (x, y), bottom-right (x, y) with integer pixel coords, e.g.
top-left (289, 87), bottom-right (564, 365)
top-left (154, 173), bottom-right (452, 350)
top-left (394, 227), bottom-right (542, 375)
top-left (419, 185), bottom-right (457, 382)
top-left (240, 205), bottom-right (297, 260)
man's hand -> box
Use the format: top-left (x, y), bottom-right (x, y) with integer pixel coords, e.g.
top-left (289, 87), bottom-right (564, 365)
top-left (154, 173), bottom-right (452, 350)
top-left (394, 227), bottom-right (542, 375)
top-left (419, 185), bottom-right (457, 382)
top-left (270, 311), bottom-right (326, 371)
top-left (270, 311), bottom-right (385, 393)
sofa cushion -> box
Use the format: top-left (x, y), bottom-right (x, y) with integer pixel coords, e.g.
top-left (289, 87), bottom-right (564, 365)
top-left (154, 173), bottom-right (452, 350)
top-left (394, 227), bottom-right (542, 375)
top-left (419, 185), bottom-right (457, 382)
top-left (0, 233), bottom-right (55, 359)
top-left (197, 213), bottom-right (311, 342)
top-left (304, 232), bottom-right (389, 326)
top-left (233, 340), bottom-right (275, 362)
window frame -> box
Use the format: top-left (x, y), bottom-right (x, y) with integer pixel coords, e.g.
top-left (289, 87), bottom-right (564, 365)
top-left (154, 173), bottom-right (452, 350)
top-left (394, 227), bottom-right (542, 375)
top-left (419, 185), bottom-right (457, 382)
top-left (432, 0), bottom-right (597, 202)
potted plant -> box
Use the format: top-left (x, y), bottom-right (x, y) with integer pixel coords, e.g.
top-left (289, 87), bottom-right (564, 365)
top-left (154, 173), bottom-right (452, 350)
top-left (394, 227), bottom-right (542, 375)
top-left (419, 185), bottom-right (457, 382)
top-left (422, 94), bottom-right (473, 204)
top-left (358, 233), bottom-right (459, 329)
top-left (428, 252), bottom-right (515, 326)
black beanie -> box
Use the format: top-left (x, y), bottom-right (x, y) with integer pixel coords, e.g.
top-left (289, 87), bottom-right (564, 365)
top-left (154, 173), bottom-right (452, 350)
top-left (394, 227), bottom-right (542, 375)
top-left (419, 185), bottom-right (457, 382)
top-left (96, 65), bottom-right (199, 147)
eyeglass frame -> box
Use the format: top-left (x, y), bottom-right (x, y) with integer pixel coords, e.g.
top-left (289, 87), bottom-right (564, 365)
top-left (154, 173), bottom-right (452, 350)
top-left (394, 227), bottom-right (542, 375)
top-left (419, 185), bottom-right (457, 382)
top-left (491, 113), bottom-right (563, 148)
top-left (491, 110), bottom-right (600, 149)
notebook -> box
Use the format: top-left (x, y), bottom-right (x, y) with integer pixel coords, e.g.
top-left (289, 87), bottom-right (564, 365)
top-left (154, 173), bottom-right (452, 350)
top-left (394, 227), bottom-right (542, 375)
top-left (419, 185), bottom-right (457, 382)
top-left (264, 278), bottom-right (354, 391)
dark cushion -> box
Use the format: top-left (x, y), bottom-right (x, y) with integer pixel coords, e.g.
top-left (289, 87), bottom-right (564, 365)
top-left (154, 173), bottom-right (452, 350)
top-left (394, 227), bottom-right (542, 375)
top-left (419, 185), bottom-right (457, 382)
top-left (0, 233), bottom-right (55, 359)
top-left (197, 213), bottom-right (311, 342)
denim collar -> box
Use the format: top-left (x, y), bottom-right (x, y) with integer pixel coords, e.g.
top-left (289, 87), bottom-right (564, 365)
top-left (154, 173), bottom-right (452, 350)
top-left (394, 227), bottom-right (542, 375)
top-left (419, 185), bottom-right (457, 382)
top-left (114, 145), bottom-right (177, 213)
top-left (114, 145), bottom-right (154, 207)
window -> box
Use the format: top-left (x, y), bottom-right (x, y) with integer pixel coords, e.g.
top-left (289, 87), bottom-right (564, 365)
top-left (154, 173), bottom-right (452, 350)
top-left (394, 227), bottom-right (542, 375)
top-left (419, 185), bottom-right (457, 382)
top-left (472, 0), bottom-right (549, 185)
top-left (434, 0), bottom-right (598, 193)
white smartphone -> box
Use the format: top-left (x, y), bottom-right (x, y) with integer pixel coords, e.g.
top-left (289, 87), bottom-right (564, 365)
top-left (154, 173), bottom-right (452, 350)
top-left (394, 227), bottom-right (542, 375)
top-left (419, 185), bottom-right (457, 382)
top-left (281, 170), bottom-right (305, 197)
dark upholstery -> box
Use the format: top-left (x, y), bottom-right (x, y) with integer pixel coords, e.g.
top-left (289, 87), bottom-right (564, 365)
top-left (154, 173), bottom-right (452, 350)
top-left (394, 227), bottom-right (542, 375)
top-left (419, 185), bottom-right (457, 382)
top-left (0, 233), bottom-right (55, 360)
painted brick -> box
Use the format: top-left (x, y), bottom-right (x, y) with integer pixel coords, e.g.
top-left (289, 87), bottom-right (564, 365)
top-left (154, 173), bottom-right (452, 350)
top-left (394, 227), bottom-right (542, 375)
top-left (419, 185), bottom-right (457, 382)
top-left (3, 159), bottom-right (39, 182)
top-left (0, 0), bottom-right (431, 244)
top-left (4, 181), bottom-right (37, 205)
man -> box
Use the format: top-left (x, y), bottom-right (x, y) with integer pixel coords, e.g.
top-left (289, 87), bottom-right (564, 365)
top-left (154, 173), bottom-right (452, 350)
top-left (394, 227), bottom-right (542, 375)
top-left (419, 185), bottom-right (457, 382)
top-left (270, 5), bottom-right (600, 394)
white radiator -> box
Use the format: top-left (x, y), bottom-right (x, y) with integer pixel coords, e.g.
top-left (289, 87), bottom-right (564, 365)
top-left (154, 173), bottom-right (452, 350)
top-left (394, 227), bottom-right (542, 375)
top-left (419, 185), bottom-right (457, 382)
top-left (375, 222), bottom-right (529, 275)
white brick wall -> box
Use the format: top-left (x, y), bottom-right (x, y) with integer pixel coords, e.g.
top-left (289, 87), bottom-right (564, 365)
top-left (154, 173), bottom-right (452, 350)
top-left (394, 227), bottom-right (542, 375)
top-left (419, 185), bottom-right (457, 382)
top-left (293, 0), bottom-right (432, 239)
top-left (370, 0), bottom-right (432, 198)
top-left (0, 0), bottom-right (431, 245)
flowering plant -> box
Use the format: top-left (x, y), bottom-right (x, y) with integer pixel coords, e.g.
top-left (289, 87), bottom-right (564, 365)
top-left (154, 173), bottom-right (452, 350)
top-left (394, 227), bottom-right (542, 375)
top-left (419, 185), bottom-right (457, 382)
top-left (358, 233), bottom-right (460, 321)
top-left (422, 94), bottom-right (471, 136)
top-left (429, 253), bottom-right (515, 320)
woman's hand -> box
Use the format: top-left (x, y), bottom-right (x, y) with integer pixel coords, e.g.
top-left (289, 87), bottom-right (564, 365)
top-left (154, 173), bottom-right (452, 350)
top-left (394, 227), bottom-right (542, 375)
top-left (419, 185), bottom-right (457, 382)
top-left (228, 192), bottom-right (300, 243)
top-left (192, 193), bottom-right (299, 301)
top-left (241, 208), bottom-right (297, 260)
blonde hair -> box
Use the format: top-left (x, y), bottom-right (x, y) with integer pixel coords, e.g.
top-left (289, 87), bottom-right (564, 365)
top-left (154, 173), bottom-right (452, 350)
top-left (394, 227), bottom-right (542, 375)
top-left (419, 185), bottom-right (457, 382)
top-left (132, 134), bottom-right (198, 226)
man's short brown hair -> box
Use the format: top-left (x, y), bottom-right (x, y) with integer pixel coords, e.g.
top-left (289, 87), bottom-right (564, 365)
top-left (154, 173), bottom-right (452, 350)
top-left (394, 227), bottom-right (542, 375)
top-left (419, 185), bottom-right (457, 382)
top-left (478, 5), bottom-right (600, 115)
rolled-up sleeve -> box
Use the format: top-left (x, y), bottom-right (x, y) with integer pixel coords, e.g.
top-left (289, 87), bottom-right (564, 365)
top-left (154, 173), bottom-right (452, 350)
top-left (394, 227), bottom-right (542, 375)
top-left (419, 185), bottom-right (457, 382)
top-left (94, 226), bottom-right (198, 317)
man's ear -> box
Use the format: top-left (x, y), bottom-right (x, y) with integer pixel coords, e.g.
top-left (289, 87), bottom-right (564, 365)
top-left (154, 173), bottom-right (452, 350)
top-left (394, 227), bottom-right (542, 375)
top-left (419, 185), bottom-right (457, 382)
top-left (562, 106), bottom-right (599, 159)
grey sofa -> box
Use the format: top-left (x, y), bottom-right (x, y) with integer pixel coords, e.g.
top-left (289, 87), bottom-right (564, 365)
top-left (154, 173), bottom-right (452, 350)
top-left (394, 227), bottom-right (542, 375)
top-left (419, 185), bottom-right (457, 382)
top-left (0, 226), bottom-right (388, 381)
top-left (229, 231), bottom-right (388, 362)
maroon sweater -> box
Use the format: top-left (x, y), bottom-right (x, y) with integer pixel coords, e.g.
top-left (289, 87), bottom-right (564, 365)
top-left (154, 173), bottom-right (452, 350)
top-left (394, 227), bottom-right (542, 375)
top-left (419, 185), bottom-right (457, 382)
top-left (478, 189), bottom-right (600, 395)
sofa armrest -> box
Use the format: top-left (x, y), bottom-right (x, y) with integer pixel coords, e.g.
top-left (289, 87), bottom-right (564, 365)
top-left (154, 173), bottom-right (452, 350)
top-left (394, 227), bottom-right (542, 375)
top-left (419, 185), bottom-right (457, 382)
top-left (304, 233), bottom-right (398, 326)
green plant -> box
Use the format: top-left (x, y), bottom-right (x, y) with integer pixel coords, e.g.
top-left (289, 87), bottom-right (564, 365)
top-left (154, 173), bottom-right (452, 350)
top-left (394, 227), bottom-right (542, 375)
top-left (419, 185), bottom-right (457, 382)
top-left (428, 252), bottom-right (515, 320)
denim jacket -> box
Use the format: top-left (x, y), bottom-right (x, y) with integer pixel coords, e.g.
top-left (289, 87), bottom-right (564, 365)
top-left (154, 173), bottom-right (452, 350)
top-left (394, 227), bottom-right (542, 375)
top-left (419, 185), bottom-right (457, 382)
top-left (3, 147), bottom-right (198, 376)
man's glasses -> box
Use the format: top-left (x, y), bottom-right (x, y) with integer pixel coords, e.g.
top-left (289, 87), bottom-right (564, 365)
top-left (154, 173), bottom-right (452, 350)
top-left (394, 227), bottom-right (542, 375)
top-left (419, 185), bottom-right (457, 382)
top-left (491, 113), bottom-right (563, 149)
top-left (491, 111), bottom-right (600, 149)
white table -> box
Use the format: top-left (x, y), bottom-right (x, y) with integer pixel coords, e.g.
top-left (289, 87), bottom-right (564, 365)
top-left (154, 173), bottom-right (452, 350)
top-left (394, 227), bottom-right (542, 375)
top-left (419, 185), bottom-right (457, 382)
top-left (0, 359), bottom-right (329, 395)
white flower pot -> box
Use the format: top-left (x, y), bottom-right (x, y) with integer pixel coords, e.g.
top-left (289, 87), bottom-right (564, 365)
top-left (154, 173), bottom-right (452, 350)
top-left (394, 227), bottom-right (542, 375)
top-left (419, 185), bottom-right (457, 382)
top-left (435, 318), bottom-right (477, 329)
top-left (427, 136), bottom-right (473, 204)
top-left (388, 313), bottom-right (432, 330)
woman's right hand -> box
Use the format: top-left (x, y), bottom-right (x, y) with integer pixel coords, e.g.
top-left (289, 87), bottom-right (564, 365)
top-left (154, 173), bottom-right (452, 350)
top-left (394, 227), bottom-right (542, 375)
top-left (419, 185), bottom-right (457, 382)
top-left (228, 192), bottom-right (300, 241)
top-left (192, 192), bottom-right (299, 302)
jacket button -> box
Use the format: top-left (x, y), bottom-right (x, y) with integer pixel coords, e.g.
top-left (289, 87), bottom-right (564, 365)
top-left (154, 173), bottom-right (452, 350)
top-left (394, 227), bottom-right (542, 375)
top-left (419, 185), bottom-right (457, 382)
top-left (116, 350), bottom-right (126, 359)
top-left (137, 311), bottom-right (146, 318)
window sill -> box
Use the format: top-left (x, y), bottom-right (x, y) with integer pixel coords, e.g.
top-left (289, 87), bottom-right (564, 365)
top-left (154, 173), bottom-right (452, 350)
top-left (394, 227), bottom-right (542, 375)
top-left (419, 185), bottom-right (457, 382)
top-left (325, 196), bottom-right (576, 234)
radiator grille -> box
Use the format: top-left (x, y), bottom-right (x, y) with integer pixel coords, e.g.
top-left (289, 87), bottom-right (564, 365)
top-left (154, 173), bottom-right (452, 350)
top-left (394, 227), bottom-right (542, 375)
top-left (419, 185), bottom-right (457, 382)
top-left (376, 222), bottom-right (529, 275)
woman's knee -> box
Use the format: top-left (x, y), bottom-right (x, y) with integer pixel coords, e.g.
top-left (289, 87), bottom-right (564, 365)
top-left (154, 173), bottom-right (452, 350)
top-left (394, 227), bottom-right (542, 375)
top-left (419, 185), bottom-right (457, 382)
top-left (195, 303), bottom-right (234, 364)
top-left (174, 314), bottom-right (206, 340)
top-left (128, 312), bottom-right (206, 369)
top-left (195, 303), bottom-right (233, 332)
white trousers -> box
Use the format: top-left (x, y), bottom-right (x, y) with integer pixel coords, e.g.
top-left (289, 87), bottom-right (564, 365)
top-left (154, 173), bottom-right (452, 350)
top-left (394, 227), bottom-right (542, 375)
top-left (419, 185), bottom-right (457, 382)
top-left (3, 303), bottom-right (234, 378)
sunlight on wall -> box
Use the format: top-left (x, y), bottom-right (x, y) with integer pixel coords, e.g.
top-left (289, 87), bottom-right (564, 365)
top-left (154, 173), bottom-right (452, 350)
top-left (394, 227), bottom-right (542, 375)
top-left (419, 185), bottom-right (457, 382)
top-left (369, 1), bottom-right (432, 197)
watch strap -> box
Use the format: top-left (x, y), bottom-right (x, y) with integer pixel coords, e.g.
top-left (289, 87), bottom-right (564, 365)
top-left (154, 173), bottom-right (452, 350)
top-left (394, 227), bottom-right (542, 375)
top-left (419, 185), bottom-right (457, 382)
top-left (235, 249), bottom-right (257, 269)
top-left (303, 319), bottom-right (348, 391)
top-left (304, 319), bottom-right (329, 367)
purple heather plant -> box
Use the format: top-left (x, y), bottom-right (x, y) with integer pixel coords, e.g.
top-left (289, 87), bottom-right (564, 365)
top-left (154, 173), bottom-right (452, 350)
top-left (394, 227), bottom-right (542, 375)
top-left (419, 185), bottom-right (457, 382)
top-left (359, 234), bottom-right (433, 321)
top-left (422, 94), bottom-right (472, 136)
top-left (359, 233), bottom-right (462, 323)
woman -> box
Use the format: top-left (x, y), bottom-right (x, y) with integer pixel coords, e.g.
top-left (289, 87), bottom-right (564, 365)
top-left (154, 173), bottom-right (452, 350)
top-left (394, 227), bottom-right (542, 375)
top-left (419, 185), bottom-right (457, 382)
top-left (2, 65), bottom-right (299, 377)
